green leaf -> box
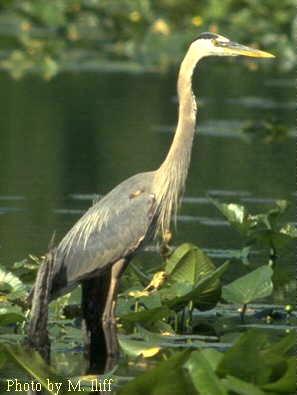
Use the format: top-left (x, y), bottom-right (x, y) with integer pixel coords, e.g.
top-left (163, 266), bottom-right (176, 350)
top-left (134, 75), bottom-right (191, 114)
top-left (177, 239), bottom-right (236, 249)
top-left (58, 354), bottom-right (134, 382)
top-left (222, 375), bottom-right (266, 395)
top-left (222, 266), bottom-right (273, 305)
top-left (165, 243), bottom-right (193, 275)
top-left (184, 350), bottom-right (227, 395)
top-left (199, 349), bottom-right (224, 371)
top-left (0, 304), bottom-right (25, 326)
top-left (169, 244), bottom-right (217, 286)
top-left (0, 266), bottom-right (27, 300)
top-left (261, 357), bottom-right (296, 393)
top-left (166, 261), bottom-right (229, 309)
top-left (279, 223), bottom-right (297, 238)
top-left (157, 244), bottom-right (228, 311)
top-left (211, 198), bottom-right (250, 235)
top-left (158, 282), bottom-right (193, 302)
top-left (3, 344), bottom-right (77, 395)
top-left (188, 261), bottom-right (228, 309)
top-left (4, 344), bottom-right (58, 394)
top-left (12, 257), bottom-right (40, 283)
top-left (263, 330), bottom-right (296, 356)
top-left (217, 330), bottom-right (277, 386)
top-left (0, 348), bottom-right (6, 368)
top-left (169, 249), bottom-right (198, 284)
top-left (118, 336), bottom-right (161, 358)
top-left (266, 200), bottom-right (289, 226)
top-left (211, 199), bottom-right (294, 250)
top-left (118, 350), bottom-right (194, 395)
top-left (120, 306), bottom-right (172, 324)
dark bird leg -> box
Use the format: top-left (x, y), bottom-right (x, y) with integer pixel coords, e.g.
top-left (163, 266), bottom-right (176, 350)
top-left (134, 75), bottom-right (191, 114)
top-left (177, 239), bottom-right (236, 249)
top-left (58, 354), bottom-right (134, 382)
top-left (26, 251), bottom-right (54, 363)
top-left (81, 258), bottom-right (128, 372)
top-left (81, 269), bottom-right (111, 373)
top-left (102, 258), bottom-right (129, 359)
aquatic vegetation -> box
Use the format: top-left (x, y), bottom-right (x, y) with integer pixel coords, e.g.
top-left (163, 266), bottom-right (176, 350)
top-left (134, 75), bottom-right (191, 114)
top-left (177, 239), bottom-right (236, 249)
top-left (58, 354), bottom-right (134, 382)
top-left (1, 329), bottom-right (295, 394)
top-left (240, 119), bottom-right (291, 143)
top-left (211, 198), bottom-right (297, 266)
top-left (0, 0), bottom-right (295, 79)
top-left (0, 199), bottom-right (295, 393)
top-left (119, 330), bottom-right (296, 394)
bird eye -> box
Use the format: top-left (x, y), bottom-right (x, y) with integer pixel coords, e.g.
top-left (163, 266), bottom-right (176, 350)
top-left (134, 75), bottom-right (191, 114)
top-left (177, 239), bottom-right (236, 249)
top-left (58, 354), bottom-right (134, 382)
top-left (212, 39), bottom-right (219, 46)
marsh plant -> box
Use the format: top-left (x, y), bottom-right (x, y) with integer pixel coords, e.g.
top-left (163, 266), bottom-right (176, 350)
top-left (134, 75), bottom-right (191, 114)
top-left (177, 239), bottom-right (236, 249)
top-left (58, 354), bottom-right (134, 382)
top-left (0, 199), bottom-right (295, 393)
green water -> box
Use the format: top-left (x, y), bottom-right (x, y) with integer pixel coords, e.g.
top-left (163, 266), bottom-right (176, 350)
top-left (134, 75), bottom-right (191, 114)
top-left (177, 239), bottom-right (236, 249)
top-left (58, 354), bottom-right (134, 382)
top-left (0, 60), bottom-right (295, 300)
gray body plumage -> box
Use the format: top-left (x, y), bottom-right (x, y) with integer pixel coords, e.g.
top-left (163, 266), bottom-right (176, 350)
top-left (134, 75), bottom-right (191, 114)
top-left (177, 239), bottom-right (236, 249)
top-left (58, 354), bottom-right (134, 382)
top-left (51, 172), bottom-right (156, 298)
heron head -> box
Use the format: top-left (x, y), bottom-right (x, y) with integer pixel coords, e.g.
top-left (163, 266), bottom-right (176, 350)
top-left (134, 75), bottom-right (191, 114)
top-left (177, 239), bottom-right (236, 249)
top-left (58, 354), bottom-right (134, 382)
top-left (191, 32), bottom-right (275, 59)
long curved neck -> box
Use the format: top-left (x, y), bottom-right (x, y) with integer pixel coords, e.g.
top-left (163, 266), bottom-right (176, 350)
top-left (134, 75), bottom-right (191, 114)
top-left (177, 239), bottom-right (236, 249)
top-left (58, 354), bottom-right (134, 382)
top-left (153, 46), bottom-right (200, 235)
top-left (165, 48), bottom-right (198, 166)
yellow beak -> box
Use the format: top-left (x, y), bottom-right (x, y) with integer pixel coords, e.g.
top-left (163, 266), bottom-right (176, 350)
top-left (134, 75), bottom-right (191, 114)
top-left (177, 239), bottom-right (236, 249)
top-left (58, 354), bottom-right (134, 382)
top-left (223, 41), bottom-right (275, 58)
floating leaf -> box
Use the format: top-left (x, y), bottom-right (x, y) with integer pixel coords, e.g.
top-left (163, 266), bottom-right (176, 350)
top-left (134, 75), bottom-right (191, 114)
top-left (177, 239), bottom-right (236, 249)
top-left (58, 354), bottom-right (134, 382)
top-left (222, 266), bottom-right (273, 305)
top-left (120, 306), bottom-right (172, 324)
top-left (119, 336), bottom-right (161, 358)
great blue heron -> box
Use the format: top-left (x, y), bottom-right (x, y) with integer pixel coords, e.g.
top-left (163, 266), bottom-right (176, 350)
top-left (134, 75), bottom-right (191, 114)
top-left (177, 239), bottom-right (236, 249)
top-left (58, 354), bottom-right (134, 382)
top-left (47, 32), bottom-right (273, 359)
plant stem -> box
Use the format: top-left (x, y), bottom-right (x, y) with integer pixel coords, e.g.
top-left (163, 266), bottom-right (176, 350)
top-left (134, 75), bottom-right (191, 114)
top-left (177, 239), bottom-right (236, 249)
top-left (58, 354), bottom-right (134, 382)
top-left (240, 304), bottom-right (247, 323)
top-left (268, 244), bottom-right (277, 268)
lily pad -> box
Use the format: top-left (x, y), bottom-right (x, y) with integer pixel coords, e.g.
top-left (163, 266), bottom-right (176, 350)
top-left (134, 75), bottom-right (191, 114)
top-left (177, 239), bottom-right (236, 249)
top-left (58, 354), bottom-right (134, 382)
top-left (118, 336), bottom-right (161, 358)
top-left (120, 306), bottom-right (172, 324)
